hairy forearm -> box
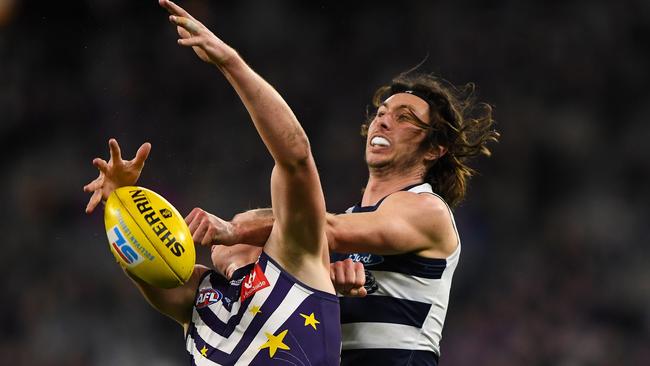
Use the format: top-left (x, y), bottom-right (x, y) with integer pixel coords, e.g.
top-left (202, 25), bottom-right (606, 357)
top-left (219, 56), bottom-right (310, 167)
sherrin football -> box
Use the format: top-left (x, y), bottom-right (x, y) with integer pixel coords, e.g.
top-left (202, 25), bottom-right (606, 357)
top-left (104, 186), bottom-right (195, 288)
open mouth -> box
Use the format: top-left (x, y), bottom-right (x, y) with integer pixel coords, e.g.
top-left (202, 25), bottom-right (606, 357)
top-left (370, 136), bottom-right (390, 147)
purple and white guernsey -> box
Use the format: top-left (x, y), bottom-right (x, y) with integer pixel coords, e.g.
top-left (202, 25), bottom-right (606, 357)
top-left (186, 251), bottom-right (341, 365)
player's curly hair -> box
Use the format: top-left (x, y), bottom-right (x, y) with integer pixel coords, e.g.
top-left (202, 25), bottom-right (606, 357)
top-left (362, 73), bottom-right (500, 208)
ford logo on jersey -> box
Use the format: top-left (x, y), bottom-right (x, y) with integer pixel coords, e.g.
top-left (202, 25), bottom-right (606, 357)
top-left (348, 252), bottom-right (384, 266)
top-left (108, 225), bottom-right (143, 267)
top-left (196, 289), bottom-right (223, 309)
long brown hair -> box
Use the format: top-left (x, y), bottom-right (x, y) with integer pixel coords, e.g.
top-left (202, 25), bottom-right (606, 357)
top-left (362, 73), bottom-right (500, 207)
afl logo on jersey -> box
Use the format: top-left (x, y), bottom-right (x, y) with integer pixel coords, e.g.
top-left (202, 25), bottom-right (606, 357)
top-left (349, 253), bottom-right (384, 266)
top-left (196, 289), bottom-right (223, 309)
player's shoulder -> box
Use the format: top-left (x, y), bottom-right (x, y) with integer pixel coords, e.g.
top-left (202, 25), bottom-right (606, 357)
top-left (381, 189), bottom-right (450, 216)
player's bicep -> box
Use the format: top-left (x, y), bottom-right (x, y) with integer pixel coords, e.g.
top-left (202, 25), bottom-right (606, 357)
top-left (328, 195), bottom-right (441, 255)
top-left (328, 211), bottom-right (421, 254)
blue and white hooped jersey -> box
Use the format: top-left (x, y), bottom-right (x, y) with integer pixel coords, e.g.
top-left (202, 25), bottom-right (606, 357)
top-left (333, 182), bottom-right (460, 366)
top-left (186, 251), bottom-right (341, 365)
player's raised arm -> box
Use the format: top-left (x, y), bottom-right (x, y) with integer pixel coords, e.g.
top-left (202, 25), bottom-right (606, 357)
top-left (160, 0), bottom-right (327, 262)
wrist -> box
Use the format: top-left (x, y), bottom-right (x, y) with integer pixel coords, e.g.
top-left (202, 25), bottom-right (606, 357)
top-left (215, 47), bottom-right (241, 71)
top-left (230, 209), bottom-right (274, 246)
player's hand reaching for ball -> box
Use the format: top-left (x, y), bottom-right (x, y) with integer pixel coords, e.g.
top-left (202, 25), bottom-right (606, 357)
top-left (83, 138), bottom-right (151, 214)
top-left (159, 0), bottom-right (237, 68)
top-left (185, 207), bottom-right (236, 246)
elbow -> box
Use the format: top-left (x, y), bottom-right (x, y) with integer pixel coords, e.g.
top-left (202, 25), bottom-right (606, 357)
top-left (288, 134), bottom-right (311, 163)
top-left (276, 139), bottom-right (313, 171)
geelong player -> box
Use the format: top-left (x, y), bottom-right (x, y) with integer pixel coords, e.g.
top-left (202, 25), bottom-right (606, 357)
top-left (84, 0), bottom-right (342, 364)
top-left (186, 74), bottom-right (500, 363)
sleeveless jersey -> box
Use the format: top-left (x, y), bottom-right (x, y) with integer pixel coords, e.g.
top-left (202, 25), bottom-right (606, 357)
top-left (186, 251), bottom-right (341, 365)
top-left (333, 183), bottom-right (460, 365)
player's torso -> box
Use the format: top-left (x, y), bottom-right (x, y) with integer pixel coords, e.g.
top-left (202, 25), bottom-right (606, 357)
top-left (186, 252), bottom-right (341, 365)
top-left (334, 183), bottom-right (460, 366)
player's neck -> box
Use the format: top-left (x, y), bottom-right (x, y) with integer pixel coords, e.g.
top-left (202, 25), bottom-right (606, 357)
top-left (362, 170), bottom-right (425, 206)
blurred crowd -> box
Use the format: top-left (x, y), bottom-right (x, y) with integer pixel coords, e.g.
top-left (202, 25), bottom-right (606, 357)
top-left (1, 0), bottom-right (648, 365)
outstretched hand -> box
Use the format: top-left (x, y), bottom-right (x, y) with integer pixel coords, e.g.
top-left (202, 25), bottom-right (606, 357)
top-left (83, 138), bottom-right (151, 214)
top-left (159, 0), bottom-right (237, 67)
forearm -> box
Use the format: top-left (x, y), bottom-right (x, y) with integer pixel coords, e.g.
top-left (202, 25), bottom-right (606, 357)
top-left (219, 56), bottom-right (310, 167)
top-left (228, 208), bottom-right (274, 246)
top-left (122, 266), bottom-right (204, 327)
top-left (227, 210), bottom-right (341, 252)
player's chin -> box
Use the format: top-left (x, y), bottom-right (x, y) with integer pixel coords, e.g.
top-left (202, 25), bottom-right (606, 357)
top-left (365, 154), bottom-right (391, 169)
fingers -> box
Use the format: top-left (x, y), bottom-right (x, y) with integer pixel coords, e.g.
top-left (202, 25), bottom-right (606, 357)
top-left (92, 158), bottom-right (109, 174)
top-left (132, 142), bottom-right (151, 170)
top-left (85, 189), bottom-right (103, 214)
top-left (168, 16), bottom-right (205, 47)
top-left (108, 138), bottom-right (123, 164)
top-left (177, 25), bottom-right (191, 39)
top-left (192, 220), bottom-right (210, 245)
top-left (185, 207), bottom-right (203, 232)
top-left (83, 174), bottom-right (103, 193)
top-left (159, 0), bottom-right (194, 20)
top-left (170, 15), bottom-right (201, 34)
top-left (349, 287), bottom-right (368, 297)
top-left (185, 207), bottom-right (202, 226)
top-left (177, 37), bottom-right (205, 47)
top-left (354, 261), bottom-right (366, 287)
top-left (186, 208), bottom-right (212, 245)
top-left (330, 259), bottom-right (368, 297)
top-left (333, 261), bottom-right (350, 292)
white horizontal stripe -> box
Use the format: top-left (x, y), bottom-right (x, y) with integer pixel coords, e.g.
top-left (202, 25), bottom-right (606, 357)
top-left (235, 283), bottom-right (313, 365)
top-left (341, 322), bottom-right (438, 355)
top-left (193, 262), bottom-right (281, 354)
top-left (369, 270), bottom-right (445, 303)
top-left (187, 334), bottom-right (223, 366)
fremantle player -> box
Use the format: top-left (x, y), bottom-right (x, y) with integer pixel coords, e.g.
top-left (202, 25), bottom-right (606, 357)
top-left (186, 74), bottom-right (499, 365)
top-left (84, 0), bottom-right (341, 364)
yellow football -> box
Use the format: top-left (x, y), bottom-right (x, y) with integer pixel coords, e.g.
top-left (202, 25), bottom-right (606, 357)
top-left (104, 186), bottom-right (195, 288)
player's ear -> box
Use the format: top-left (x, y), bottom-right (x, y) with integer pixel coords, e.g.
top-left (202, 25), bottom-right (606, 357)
top-left (424, 145), bottom-right (447, 162)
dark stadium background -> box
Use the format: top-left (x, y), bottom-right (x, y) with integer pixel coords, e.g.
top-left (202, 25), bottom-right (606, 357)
top-left (2, 0), bottom-right (649, 365)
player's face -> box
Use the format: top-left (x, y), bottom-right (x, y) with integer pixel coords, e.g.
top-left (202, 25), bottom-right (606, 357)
top-left (365, 93), bottom-right (432, 171)
top-left (211, 244), bottom-right (262, 279)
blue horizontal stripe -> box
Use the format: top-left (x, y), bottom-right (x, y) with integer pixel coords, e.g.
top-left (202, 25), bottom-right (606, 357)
top-left (340, 295), bottom-right (431, 327)
top-left (371, 254), bottom-right (446, 279)
top-left (341, 349), bottom-right (438, 366)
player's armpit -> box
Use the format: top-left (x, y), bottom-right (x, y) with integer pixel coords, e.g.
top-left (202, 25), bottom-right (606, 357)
top-left (126, 264), bottom-right (210, 328)
top-left (327, 192), bottom-right (457, 257)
